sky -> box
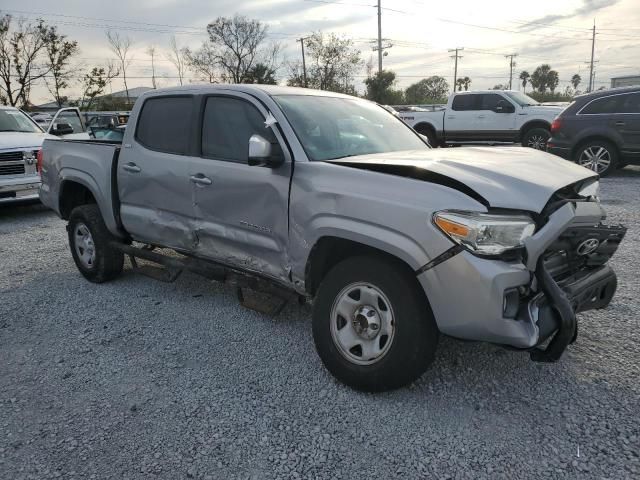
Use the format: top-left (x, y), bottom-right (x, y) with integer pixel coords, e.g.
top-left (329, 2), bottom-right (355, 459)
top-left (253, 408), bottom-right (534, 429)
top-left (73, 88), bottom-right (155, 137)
top-left (3, 0), bottom-right (640, 104)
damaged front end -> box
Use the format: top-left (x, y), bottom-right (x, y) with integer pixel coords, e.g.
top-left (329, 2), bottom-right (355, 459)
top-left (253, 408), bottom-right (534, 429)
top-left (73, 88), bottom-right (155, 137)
top-left (418, 180), bottom-right (626, 362)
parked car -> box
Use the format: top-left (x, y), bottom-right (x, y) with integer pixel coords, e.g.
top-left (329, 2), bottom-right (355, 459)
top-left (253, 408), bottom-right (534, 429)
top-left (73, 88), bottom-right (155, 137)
top-left (547, 86), bottom-right (640, 176)
top-left (85, 112), bottom-right (130, 130)
top-left (89, 125), bottom-right (126, 142)
top-left (399, 90), bottom-right (563, 149)
top-left (0, 106), bottom-right (87, 202)
top-left (39, 85), bottom-right (625, 392)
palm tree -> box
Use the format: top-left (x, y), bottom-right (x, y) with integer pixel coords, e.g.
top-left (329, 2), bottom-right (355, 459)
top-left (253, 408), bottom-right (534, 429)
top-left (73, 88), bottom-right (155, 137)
top-left (519, 71), bottom-right (530, 93)
top-left (455, 78), bottom-right (464, 91)
top-left (571, 74), bottom-right (581, 90)
top-left (462, 76), bottom-right (471, 91)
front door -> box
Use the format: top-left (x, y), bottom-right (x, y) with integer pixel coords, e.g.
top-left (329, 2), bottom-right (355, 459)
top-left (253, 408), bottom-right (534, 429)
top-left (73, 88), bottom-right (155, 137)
top-left (118, 95), bottom-right (198, 252)
top-left (474, 93), bottom-right (517, 141)
top-left (186, 93), bottom-right (292, 282)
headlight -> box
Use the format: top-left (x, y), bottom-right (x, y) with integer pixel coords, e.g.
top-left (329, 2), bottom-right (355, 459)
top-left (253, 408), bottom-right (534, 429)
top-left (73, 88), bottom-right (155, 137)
top-left (578, 180), bottom-right (599, 201)
top-left (433, 211), bottom-right (535, 256)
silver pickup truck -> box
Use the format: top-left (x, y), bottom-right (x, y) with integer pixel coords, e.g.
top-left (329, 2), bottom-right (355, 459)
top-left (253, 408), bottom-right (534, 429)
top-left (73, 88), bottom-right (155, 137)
top-left (39, 85), bottom-right (626, 391)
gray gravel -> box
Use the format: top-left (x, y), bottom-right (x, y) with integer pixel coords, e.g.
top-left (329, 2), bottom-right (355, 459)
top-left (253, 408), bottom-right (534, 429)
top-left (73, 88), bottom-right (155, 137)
top-left (1, 169), bottom-right (639, 480)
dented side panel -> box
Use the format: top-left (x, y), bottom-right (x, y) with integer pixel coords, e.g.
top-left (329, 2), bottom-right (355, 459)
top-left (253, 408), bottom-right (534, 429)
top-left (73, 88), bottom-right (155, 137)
top-left (288, 160), bottom-right (488, 287)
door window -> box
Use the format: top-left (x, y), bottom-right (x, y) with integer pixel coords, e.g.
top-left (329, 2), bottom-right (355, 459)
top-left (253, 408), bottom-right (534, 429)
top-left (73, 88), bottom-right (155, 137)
top-left (136, 97), bottom-right (193, 154)
top-left (201, 96), bottom-right (276, 162)
top-left (620, 93), bottom-right (640, 114)
top-left (580, 95), bottom-right (623, 114)
top-left (478, 94), bottom-right (505, 111)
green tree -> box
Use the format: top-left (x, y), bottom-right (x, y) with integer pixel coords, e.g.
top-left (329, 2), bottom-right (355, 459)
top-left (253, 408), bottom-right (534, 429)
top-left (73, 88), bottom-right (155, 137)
top-left (455, 76), bottom-right (471, 91)
top-left (79, 66), bottom-right (119, 111)
top-left (42, 26), bottom-right (79, 107)
top-left (286, 31), bottom-right (362, 94)
top-left (404, 76), bottom-right (449, 104)
top-left (530, 64), bottom-right (559, 94)
top-left (364, 70), bottom-right (403, 104)
top-left (571, 73), bottom-right (581, 90)
top-left (519, 71), bottom-right (530, 93)
top-left (244, 62), bottom-right (277, 84)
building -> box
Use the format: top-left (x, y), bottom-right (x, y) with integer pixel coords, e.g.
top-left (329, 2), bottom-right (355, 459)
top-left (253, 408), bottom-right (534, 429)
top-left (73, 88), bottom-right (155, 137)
top-left (33, 86), bottom-right (153, 111)
top-left (611, 75), bottom-right (640, 88)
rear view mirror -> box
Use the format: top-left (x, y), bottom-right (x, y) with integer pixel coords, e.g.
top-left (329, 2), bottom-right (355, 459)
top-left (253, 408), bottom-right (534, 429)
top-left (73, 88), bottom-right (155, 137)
top-left (248, 134), bottom-right (284, 168)
top-left (51, 122), bottom-right (74, 136)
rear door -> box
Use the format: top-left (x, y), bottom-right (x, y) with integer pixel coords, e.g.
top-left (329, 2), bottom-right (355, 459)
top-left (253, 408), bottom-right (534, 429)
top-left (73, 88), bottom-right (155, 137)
top-left (118, 95), bottom-right (199, 252)
top-left (444, 94), bottom-right (480, 141)
top-left (185, 93), bottom-right (292, 281)
top-left (617, 92), bottom-right (640, 160)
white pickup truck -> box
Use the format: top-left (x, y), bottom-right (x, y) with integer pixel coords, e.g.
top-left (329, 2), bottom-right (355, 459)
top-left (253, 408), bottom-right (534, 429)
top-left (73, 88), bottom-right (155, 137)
top-left (0, 107), bottom-right (88, 202)
top-left (398, 90), bottom-right (564, 150)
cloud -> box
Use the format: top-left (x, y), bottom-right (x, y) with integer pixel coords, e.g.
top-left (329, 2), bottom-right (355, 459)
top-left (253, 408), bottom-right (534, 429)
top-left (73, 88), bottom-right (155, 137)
top-left (517, 0), bottom-right (621, 30)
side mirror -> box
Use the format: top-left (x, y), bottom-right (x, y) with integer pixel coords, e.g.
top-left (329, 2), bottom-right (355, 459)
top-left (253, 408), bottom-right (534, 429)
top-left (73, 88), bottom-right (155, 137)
top-left (51, 122), bottom-right (74, 136)
top-left (248, 134), bottom-right (284, 168)
top-left (495, 101), bottom-right (515, 113)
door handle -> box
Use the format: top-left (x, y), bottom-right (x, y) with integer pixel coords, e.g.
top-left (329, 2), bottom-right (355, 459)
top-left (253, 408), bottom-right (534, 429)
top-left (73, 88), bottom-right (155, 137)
top-left (122, 162), bottom-right (141, 173)
top-left (190, 174), bottom-right (212, 186)
top-left (477, 115), bottom-right (486, 119)
top-left (447, 116), bottom-right (456, 119)
top-left (615, 121), bottom-right (626, 126)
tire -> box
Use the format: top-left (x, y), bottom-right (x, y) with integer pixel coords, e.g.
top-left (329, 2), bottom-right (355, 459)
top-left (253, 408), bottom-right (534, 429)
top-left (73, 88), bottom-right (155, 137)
top-left (522, 127), bottom-right (550, 150)
top-left (312, 256), bottom-right (439, 392)
top-left (68, 204), bottom-right (124, 283)
top-left (415, 125), bottom-right (438, 147)
top-left (574, 139), bottom-right (618, 177)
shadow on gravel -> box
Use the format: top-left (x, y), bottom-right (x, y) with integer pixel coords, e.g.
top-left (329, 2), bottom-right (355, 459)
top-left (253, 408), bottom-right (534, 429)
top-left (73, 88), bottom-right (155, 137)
top-left (0, 199), bottom-right (49, 219)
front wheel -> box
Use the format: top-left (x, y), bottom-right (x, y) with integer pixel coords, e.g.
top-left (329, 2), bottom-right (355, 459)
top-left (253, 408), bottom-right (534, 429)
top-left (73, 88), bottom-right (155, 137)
top-left (312, 256), bottom-right (439, 392)
top-left (522, 127), bottom-right (550, 150)
top-left (574, 140), bottom-right (618, 176)
top-left (68, 204), bottom-right (124, 283)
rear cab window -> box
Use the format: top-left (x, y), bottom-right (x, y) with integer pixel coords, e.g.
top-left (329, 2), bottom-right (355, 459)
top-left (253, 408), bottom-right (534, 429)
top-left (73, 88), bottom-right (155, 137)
top-left (135, 96), bottom-right (193, 154)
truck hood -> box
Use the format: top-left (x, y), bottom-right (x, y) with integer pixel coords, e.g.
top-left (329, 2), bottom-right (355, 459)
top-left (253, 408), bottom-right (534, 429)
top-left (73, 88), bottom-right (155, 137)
top-left (0, 132), bottom-right (52, 150)
top-left (329, 147), bottom-right (596, 213)
top-left (521, 104), bottom-right (564, 119)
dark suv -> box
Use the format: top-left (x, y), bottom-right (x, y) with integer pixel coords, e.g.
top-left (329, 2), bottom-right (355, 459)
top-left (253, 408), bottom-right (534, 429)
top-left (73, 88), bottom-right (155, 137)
top-left (547, 86), bottom-right (640, 176)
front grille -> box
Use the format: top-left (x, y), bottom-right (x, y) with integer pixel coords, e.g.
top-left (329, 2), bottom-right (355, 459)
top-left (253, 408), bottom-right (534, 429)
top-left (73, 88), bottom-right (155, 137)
top-left (0, 151), bottom-right (24, 162)
top-left (0, 163), bottom-right (26, 175)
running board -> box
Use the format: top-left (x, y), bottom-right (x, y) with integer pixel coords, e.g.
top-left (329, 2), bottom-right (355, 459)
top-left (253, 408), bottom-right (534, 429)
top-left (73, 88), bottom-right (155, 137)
top-left (110, 242), bottom-right (297, 315)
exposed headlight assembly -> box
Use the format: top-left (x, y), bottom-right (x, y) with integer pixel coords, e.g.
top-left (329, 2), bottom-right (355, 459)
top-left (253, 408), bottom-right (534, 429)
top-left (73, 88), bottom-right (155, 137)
top-left (578, 180), bottom-right (600, 201)
top-left (433, 211), bottom-right (536, 256)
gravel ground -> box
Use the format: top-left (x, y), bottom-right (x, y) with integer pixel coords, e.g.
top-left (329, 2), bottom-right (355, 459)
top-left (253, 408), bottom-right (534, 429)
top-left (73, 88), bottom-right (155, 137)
top-left (1, 169), bottom-right (639, 480)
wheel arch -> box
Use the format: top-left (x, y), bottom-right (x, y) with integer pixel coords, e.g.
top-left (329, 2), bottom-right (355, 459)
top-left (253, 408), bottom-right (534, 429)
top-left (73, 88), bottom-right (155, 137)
top-left (59, 178), bottom-right (98, 219)
top-left (519, 120), bottom-right (551, 140)
top-left (305, 235), bottom-right (426, 297)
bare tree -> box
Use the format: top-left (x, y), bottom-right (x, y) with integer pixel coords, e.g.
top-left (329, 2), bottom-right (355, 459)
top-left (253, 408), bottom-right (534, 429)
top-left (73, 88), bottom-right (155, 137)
top-left (106, 30), bottom-right (133, 103)
top-left (42, 26), bottom-right (79, 107)
top-left (147, 45), bottom-right (157, 89)
top-left (206, 15), bottom-right (269, 83)
top-left (185, 43), bottom-right (218, 83)
top-left (0, 14), bottom-right (52, 107)
top-left (167, 36), bottom-right (187, 86)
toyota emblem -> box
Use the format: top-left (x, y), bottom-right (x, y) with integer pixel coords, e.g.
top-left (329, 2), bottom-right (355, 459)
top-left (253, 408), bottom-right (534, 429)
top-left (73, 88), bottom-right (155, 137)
top-left (577, 238), bottom-right (600, 255)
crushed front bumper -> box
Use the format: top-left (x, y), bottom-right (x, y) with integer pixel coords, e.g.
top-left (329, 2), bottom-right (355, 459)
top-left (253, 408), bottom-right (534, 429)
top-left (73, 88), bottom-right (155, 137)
top-left (418, 201), bottom-right (626, 361)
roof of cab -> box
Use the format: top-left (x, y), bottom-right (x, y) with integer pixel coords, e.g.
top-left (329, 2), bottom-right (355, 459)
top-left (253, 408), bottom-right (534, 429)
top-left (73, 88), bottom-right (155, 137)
top-left (138, 84), bottom-right (357, 100)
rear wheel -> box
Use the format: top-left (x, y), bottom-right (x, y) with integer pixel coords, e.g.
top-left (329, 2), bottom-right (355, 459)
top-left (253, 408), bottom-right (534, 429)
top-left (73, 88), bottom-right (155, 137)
top-left (574, 140), bottom-right (618, 176)
top-left (68, 204), bottom-right (124, 283)
top-left (522, 127), bottom-right (550, 150)
top-left (312, 256), bottom-right (439, 392)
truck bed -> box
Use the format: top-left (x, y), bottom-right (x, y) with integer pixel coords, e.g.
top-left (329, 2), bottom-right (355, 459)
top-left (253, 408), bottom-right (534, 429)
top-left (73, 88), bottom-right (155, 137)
top-left (39, 138), bottom-right (124, 237)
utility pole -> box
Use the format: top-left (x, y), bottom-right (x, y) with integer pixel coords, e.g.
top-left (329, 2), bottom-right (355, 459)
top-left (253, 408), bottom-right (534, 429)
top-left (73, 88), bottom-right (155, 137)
top-left (377, 0), bottom-right (382, 74)
top-left (588, 20), bottom-right (596, 92)
top-left (448, 47), bottom-right (464, 93)
top-left (297, 37), bottom-right (308, 88)
top-left (505, 53), bottom-right (518, 90)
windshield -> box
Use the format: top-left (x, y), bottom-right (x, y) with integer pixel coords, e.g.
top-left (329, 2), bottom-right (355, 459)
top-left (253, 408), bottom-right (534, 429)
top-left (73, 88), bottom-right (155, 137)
top-left (273, 95), bottom-right (428, 161)
top-left (504, 91), bottom-right (539, 107)
top-left (0, 109), bottom-right (42, 133)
